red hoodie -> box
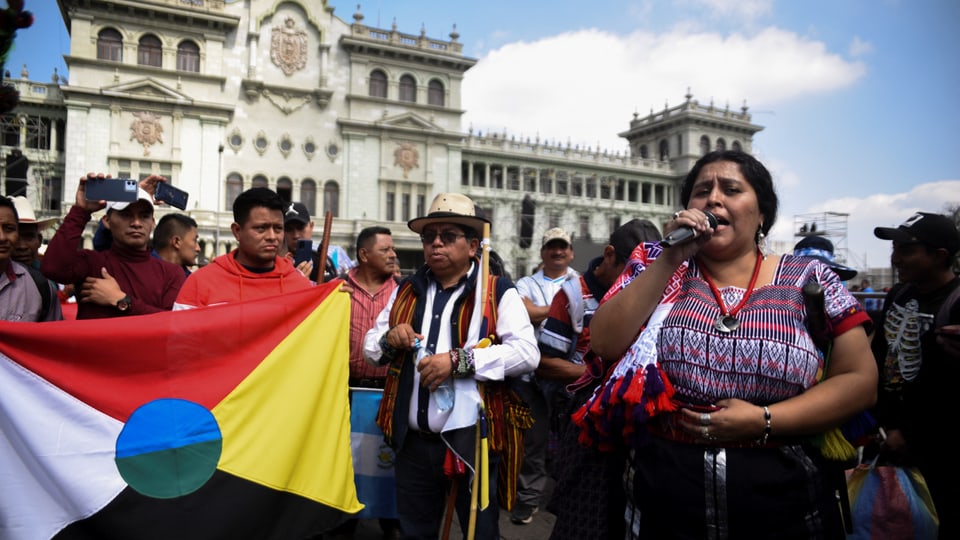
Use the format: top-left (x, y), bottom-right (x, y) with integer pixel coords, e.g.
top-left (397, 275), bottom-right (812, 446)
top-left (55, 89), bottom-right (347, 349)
top-left (173, 250), bottom-right (312, 309)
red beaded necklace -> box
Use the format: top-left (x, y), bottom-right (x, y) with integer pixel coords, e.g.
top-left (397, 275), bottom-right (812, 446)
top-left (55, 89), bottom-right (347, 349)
top-left (698, 247), bottom-right (763, 333)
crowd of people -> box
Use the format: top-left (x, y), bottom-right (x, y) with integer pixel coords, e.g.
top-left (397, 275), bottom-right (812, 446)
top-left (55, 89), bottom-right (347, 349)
top-left (1, 154), bottom-right (958, 539)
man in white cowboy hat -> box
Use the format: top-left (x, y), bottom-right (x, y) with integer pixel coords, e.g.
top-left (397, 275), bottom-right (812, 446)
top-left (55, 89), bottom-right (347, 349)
top-left (0, 196), bottom-right (62, 321)
top-left (10, 195), bottom-right (57, 270)
top-left (363, 192), bottom-right (538, 539)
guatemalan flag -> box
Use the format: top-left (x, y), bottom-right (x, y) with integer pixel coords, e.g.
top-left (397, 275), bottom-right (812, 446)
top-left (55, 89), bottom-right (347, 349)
top-left (0, 283), bottom-right (362, 540)
top-left (349, 388), bottom-right (397, 520)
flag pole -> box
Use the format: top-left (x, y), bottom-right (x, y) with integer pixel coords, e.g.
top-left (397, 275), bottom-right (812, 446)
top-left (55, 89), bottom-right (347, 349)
top-left (316, 210), bottom-right (333, 281)
top-left (478, 222), bottom-right (490, 510)
top-left (466, 222), bottom-right (492, 540)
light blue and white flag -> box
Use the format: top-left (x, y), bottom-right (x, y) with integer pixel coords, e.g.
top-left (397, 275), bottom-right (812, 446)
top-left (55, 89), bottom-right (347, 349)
top-left (350, 388), bottom-right (397, 519)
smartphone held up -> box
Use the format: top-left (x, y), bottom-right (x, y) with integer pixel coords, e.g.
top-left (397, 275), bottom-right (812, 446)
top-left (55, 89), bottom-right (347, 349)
top-left (294, 240), bottom-right (314, 266)
top-left (84, 177), bottom-right (139, 202)
top-left (155, 182), bottom-right (190, 210)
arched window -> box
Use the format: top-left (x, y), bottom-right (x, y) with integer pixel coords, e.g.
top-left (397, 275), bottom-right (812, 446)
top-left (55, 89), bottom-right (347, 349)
top-left (226, 173), bottom-right (243, 210)
top-left (399, 74), bottom-right (416, 102)
top-left (369, 69), bottom-right (387, 98)
top-left (176, 40), bottom-right (200, 72)
top-left (97, 28), bottom-right (123, 62)
top-left (731, 140), bottom-right (742, 152)
top-left (638, 144), bottom-right (648, 159)
top-left (137, 34), bottom-right (162, 67)
top-left (699, 135), bottom-right (710, 155)
top-left (658, 139), bottom-right (669, 161)
top-left (323, 180), bottom-right (339, 218)
top-left (251, 174), bottom-right (269, 188)
top-left (300, 179), bottom-right (317, 216)
top-left (716, 138), bottom-right (727, 152)
top-left (428, 79), bottom-right (445, 106)
top-left (276, 177), bottom-right (293, 202)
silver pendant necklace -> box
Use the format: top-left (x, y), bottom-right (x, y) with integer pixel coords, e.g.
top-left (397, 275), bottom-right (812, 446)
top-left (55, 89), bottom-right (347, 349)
top-left (700, 247), bottom-right (763, 335)
top-left (714, 314), bottom-right (741, 334)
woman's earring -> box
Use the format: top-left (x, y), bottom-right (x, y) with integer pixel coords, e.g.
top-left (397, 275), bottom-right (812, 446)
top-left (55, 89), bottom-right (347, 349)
top-left (756, 227), bottom-right (767, 255)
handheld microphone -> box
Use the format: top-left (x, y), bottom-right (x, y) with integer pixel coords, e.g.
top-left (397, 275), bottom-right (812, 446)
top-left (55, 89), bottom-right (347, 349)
top-left (661, 211), bottom-right (718, 247)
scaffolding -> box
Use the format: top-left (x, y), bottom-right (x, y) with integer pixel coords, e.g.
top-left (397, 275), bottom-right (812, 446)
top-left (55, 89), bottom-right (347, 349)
top-left (793, 211), bottom-right (857, 267)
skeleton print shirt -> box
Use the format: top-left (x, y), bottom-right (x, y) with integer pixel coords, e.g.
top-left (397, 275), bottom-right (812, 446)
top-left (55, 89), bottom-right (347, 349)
top-left (872, 277), bottom-right (960, 438)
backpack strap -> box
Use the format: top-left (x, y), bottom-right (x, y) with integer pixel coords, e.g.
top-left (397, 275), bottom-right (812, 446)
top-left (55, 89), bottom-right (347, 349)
top-left (25, 265), bottom-right (52, 317)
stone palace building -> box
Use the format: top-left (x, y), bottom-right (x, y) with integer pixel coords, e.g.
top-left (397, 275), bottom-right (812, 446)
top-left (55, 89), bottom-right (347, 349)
top-left (2, 0), bottom-right (762, 276)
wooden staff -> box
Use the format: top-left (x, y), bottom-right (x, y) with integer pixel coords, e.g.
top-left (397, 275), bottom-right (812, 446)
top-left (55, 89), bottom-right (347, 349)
top-left (466, 222), bottom-right (492, 540)
top-left (316, 210), bottom-right (333, 281)
top-left (440, 474), bottom-right (459, 540)
top-left (478, 222), bottom-right (491, 511)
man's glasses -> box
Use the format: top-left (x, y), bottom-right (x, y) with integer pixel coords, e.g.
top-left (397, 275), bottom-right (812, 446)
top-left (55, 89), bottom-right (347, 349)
top-left (420, 230), bottom-right (465, 244)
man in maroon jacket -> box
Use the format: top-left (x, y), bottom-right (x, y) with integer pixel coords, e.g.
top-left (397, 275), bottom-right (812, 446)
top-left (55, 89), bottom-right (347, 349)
top-left (41, 174), bottom-right (185, 319)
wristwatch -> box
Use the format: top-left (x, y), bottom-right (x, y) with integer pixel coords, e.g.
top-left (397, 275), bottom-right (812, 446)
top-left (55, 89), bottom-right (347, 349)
top-left (116, 295), bottom-right (132, 313)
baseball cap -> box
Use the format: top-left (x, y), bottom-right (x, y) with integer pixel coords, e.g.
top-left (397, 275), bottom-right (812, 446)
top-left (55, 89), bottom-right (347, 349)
top-left (284, 202), bottom-right (311, 225)
top-left (792, 235), bottom-right (858, 281)
top-left (105, 188), bottom-right (154, 212)
top-left (541, 227), bottom-right (571, 248)
top-left (874, 212), bottom-right (960, 256)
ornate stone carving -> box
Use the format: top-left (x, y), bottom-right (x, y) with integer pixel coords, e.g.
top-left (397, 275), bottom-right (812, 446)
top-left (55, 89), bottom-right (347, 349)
top-left (393, 143), bottom-right (419, 179)
top-left (270, 17), bottom-right (307, 76)
top-left (262, 88), bottom-right (311, 115)
top-left (129, 111), bottom-right (164, 156)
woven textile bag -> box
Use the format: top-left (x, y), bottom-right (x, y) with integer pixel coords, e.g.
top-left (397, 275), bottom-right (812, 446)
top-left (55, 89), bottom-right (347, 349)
top-left (846, 459), bottom-right (938, 540)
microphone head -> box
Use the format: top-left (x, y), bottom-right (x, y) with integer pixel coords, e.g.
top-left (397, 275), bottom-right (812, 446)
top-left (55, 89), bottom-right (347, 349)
top-left (703, 210), bottom-right (719, 229)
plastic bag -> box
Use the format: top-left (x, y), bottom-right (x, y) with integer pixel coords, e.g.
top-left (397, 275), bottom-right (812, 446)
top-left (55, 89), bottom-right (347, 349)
top-left (846, 460), bottom-right (939, 539)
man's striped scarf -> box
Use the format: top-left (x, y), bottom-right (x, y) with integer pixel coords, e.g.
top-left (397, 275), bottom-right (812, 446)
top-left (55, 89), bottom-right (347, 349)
top-left (375, 274), bottom-right (533, 510)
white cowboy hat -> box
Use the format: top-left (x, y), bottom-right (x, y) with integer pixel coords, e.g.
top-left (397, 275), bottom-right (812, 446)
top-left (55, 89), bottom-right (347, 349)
top-left (10, 196), bottom-right (58, 227)
top-left (407, 193), bottom-right (489, 235)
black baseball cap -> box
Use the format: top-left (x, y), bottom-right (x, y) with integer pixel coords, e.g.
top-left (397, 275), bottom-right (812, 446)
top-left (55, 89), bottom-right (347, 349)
top-left (874, 212), bottom-right (960, 256)
top-left (284, 202), bottom-right (311, 225)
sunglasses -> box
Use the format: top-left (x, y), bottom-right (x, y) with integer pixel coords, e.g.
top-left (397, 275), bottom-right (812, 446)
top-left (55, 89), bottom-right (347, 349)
top-left (420, 230), bottom-right (465, 244)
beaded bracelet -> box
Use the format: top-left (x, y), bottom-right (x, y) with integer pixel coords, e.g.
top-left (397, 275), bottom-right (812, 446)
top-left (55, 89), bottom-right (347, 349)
top-left (450, 348), bottom-right (476, 378)
top-left (448, 349), bottom-right (459, 373)
top-left (378, 332), bottom-right (399, 360)
top-left (761, 406), bottom-right (772, 446)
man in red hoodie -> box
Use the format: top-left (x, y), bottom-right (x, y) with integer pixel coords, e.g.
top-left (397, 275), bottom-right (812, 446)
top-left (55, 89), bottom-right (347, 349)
top-left (174, 187), bottom-right (311, 309)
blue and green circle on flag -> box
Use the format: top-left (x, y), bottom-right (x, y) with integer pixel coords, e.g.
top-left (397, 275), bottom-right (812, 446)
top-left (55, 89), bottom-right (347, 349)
top-left (115, 398), bottom-right (222, 499)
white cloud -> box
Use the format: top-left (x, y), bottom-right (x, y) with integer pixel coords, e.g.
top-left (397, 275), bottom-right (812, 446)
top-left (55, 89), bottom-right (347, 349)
top-left (462, 26), bottom-right (866, 151)
top-left (848, 36), bottom-right (873, 57)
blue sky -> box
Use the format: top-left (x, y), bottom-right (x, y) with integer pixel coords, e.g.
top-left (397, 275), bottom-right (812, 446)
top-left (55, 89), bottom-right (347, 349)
top-left (6, 0), bottom-right (959, 270)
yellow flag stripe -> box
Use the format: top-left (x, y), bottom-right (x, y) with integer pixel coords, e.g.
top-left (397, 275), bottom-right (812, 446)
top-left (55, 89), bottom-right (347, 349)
top-left (213, 292), bottom-right (362, 513)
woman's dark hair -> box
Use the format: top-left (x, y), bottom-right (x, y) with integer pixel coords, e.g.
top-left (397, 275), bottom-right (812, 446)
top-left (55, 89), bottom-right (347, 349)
top-left (611, 218), bottom-right (662, 264)
top-left (680, 150), bottom-right (778, 235)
